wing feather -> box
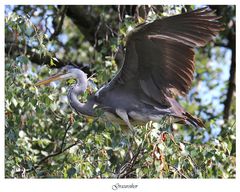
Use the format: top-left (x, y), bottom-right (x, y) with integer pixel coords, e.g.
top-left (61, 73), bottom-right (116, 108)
top-left (98, 7), bottom-right (224, 108)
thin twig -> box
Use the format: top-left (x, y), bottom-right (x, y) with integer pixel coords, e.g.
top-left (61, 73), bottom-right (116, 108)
top-left (15, 123), bottom-right (83, 174)
top-left (169, 165), bottom-right (188, 178)
top-left (117, 140), bottom-right (144, 178)
top-left (50, 6), bottom-right (68, 40)
top-left (60, 123), bottom-right (72, 150)
top-left (35, 140), bottom-right (83, 168)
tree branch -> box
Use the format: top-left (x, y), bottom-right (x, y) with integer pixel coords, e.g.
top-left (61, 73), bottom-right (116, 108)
top-left (169, 165), bottom-right (188, 178)
top-left (116, 141), bottom-right (145, 178)
top-left (209, 5), bottom-right (236, 121)
top-left (223, 25), bottom-right (236, 121)
top-left (15, 123), bottom-right (83, 175)
top-left (5, 41), bottom-right (92, 72)
top-left (65, 6), bottom-right (100, 47)
top-left (35, 139), bottom-right (83, 169)
top-left (5, 42), bottom-right (66, 68)
top-left (50, 5), bottom-right (68, 40)
top-left (214, 42), bottom-right (230, 48)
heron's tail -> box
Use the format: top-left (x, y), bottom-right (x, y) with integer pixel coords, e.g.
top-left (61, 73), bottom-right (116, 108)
top-left (167, 98), bottom-right (204, 128)
top-left (183, 112), bottom-right (205, 128)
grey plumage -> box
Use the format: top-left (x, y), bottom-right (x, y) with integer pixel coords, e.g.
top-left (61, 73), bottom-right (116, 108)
top-left (36, 7), bottom-right (224, 128)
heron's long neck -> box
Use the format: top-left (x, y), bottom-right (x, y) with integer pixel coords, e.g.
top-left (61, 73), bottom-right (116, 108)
top-left (68, 72), bottom-right (95, 116)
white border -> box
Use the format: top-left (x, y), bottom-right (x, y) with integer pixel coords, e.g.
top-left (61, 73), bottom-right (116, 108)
top-left (1, 0), bottom-right (239, 5)
top-left (1, 1), bottom-right (239, 192)
top-left (0, 1), bottom-right (4, 181)
top-left (2, 179), bottom-right (240, 192)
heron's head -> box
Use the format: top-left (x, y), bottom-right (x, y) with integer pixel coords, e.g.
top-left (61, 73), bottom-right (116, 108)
top-left (35, 65), bottom-right (87, 86)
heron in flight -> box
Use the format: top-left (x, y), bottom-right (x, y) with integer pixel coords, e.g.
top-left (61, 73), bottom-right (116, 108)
top-left (36, 7), bottom-right (223, 129)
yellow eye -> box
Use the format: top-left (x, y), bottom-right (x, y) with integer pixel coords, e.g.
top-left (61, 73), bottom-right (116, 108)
top-left (62, 68), bottom-right (68, 74)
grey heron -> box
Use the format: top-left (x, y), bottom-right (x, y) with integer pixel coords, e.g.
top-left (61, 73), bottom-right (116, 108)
top-left (36, 7), bottom-right (223, 129)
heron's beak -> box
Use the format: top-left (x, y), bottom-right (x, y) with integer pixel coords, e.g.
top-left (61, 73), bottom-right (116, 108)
top-left (35, 73), bottom-right (64, 86)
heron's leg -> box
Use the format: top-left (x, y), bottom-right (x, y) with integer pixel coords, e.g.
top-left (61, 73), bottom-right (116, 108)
top-left (116, 109), bottom-right (135, 159)
top-left (115, 109), bottom-right (133, 132)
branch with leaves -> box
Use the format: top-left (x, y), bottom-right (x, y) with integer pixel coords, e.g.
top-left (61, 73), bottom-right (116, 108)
top-left (15, 123), bottom-right (83, 176)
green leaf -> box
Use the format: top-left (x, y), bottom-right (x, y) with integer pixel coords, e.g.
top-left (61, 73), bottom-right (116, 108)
top-left (11, 97), bottom-right (18, 107)
top-left (50, 58), bottom-right (57, 66)
top-left (16, 55), bottom-right (29, 64)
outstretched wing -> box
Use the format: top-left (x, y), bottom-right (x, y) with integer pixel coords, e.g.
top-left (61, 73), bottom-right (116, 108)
top-left (98, 7), bottom-right (224, 108)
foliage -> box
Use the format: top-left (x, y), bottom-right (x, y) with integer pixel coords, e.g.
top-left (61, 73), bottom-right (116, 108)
top-left (5, 5), bottom-right (235, 178)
